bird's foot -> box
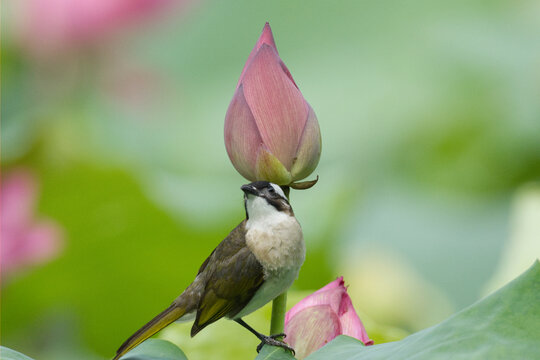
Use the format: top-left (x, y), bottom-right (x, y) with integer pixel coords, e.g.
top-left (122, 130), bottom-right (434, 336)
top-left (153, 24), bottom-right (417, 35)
top-left (256, 334), bottom-right (295, 355)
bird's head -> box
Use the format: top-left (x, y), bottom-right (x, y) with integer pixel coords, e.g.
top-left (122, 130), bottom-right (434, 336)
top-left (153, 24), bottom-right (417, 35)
top-left (241, 181), bottom-right (293, 220)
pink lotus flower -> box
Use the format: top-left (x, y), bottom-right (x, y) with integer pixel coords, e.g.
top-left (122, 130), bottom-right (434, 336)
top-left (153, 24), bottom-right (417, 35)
top-left (284, 277), bottom-right (373, 359)
top-left (1, 170), bottom-right (63, 280)
top-left (13, 0), bottom-right (175, 59)
top-left (224, 23), bottom-right (321, 186)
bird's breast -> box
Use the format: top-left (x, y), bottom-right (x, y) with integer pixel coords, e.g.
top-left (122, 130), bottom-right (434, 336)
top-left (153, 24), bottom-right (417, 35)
top-left (245, 215), bottom-right (305, 274)
top-left (232, 216), bottom-right (305, 319)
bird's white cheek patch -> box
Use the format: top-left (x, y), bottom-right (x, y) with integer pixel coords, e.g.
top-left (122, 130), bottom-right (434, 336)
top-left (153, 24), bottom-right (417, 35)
top-left (269, 183), bottom-right (286, 199)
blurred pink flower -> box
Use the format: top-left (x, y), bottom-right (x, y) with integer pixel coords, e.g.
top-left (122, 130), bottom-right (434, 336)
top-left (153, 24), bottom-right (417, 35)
top-left (14, 0), bottom-right (175, 58)
top-left (1, 170), bottom-right (63, 279)
top-left (284, 277), bottom-right (373, 359)
top-left (224, 23), bottom-right (321, 186)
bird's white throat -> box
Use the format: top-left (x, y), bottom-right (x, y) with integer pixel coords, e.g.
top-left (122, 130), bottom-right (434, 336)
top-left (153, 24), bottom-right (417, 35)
top-left (245, 195), bottom-right (288, 224)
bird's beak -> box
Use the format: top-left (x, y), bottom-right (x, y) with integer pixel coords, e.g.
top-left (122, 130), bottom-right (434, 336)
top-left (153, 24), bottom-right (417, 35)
top-left (241, 184), bottom-right (259, 196)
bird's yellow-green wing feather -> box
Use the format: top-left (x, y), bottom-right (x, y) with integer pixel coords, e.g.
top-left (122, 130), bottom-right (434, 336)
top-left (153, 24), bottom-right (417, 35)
top-left (191, 224), bottom-right (264, 336)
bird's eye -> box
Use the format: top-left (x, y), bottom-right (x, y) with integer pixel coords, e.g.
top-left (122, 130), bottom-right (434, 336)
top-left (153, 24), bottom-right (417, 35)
top-left (268, 186), bottom-right (276, 194)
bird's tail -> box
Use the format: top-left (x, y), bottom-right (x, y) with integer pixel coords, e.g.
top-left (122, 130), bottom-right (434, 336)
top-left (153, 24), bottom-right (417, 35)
top-left (113, 303), bottom-right (186, 360)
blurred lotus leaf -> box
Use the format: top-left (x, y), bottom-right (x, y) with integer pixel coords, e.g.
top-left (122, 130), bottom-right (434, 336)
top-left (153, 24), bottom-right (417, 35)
top-left (255, 345), bottom-right (296, 360)
top-left (0, 347), bottom-right (35, 360)
top-left (119, 339), bottom-right (186, 360)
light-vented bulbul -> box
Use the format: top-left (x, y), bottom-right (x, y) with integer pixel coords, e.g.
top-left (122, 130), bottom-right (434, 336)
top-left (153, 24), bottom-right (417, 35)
top-left (113, 181), bottom-right (305, 359)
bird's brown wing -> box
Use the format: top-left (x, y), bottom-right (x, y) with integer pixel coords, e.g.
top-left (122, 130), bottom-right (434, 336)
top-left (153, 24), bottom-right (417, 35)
top-left (191, 221), bottom-right (264, 336)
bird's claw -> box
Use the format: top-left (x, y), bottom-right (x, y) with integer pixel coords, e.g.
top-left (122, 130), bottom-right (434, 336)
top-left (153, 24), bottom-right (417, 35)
top-left (256, 334), bottom-right (295, 355)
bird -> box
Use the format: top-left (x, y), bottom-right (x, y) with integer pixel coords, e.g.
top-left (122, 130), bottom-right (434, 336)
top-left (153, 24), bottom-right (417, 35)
top-left (113, 181), bottom-right (305, 359)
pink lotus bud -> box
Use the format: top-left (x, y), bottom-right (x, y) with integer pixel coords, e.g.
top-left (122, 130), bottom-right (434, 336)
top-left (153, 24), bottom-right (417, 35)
top-left (284, 277), bottom-right (373, 359)
top-left (224, 23), bottom-right (321, 186)
top-left (1, 170), bottom-right (63, 280)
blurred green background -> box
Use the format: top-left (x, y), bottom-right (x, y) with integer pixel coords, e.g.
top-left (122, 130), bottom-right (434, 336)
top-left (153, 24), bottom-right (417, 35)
top-left (2, 0), bottom-right (540, 359)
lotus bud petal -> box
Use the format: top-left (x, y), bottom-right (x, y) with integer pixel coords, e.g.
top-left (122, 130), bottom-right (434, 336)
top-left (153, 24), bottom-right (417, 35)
top-left (255, 147), bottom-right (292, 185)
top-left (224, 23), bottom-right (321, 185)
top-left (284, 277), bottom-right (373, 359)
top-left (290, 106), bottom-right (322, 181)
